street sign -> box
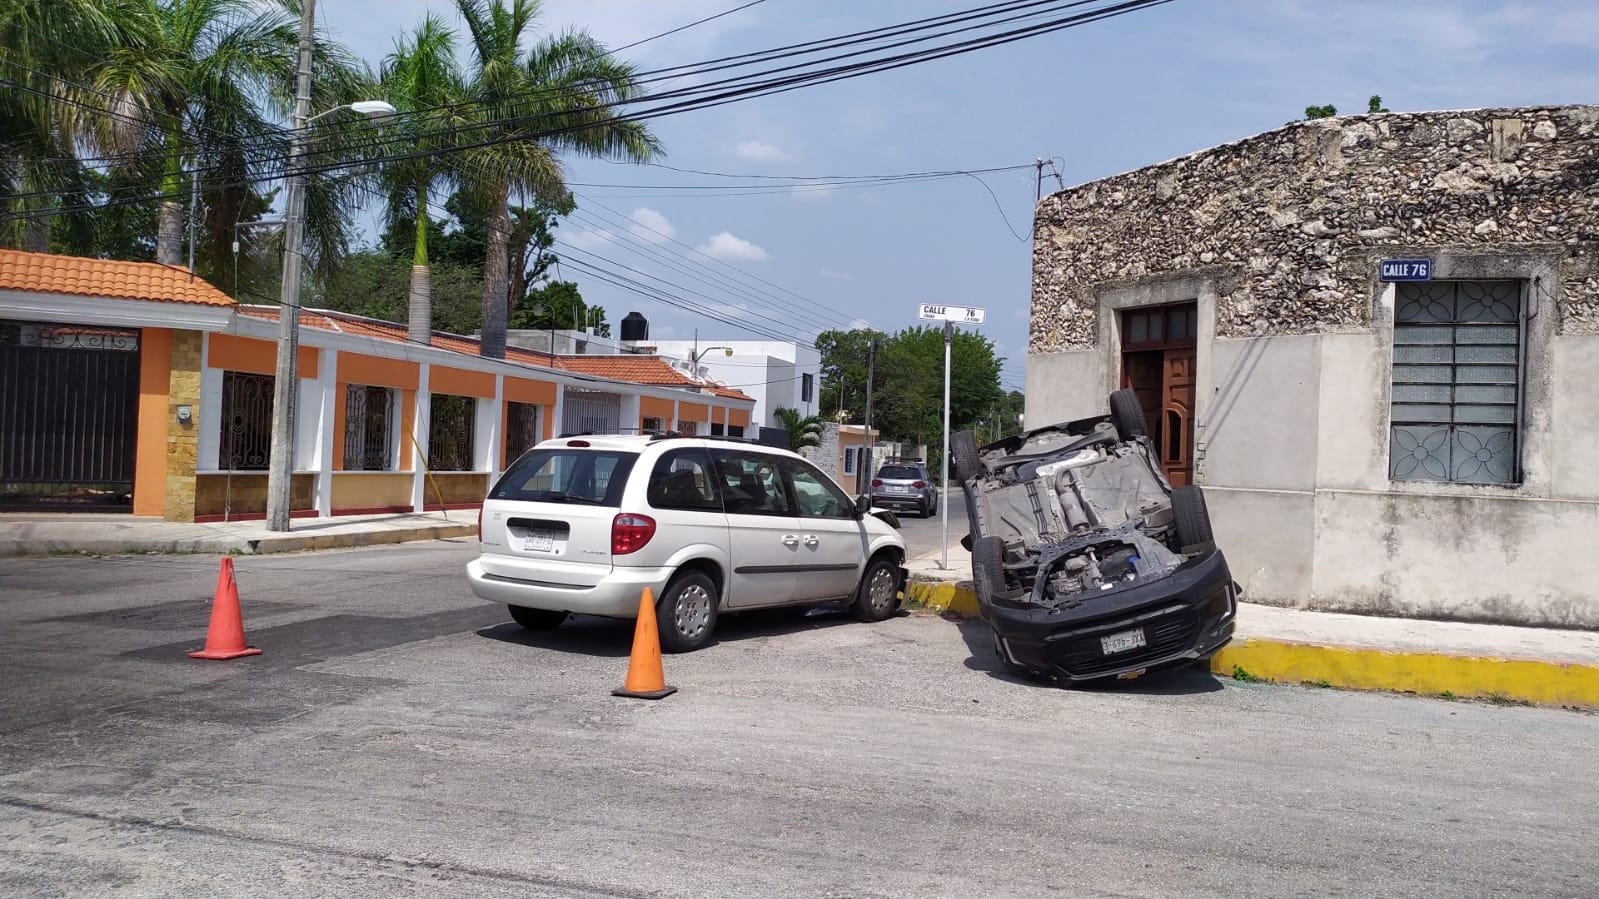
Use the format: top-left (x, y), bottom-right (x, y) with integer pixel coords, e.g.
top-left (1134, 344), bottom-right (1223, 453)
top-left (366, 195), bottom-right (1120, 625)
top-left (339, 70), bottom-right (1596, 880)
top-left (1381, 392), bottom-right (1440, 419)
top-left (1379, 258), bottom-right (1432, 282)
top-left (918, 303), bottom-right (986, 324)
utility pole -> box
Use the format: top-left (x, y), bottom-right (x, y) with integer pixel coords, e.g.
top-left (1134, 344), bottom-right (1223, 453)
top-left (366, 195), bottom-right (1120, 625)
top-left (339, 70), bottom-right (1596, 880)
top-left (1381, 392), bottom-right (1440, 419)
top-left (860, 336), bottom-right (876, 496)
top-left (265, 0), bottom-right (316, 531)
top-left (1035, 157), bottom-right (1045, 206)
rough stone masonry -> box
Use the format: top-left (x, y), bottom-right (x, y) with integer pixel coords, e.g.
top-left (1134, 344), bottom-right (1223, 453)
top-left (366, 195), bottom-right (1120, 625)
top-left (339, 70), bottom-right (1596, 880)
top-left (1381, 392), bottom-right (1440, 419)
top-left (1030, 105), bottom-right (1599, 352)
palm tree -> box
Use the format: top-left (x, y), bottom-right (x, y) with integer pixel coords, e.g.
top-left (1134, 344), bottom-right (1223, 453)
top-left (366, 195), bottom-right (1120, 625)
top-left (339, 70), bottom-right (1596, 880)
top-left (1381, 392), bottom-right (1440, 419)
top-left (71, 0), bottom-right (370, 274)
top-left (379, 14), bottom-right (464, 342)
top-left (773, 406), bottom-right (825, 452)
top-left (452, 0), bottom-right (661, 359)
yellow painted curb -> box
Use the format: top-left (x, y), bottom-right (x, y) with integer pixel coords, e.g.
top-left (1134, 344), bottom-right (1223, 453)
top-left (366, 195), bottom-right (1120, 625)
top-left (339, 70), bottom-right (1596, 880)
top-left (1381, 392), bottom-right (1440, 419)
top-left (1211, 637), bottom-right (1599, 708)
top-left (905, 579), bottom-right (981, 617)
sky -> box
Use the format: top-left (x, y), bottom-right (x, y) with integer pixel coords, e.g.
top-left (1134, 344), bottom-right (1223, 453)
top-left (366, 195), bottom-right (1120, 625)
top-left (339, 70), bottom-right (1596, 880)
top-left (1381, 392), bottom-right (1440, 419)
top-left (317, 0), bottom-right (1599, 394)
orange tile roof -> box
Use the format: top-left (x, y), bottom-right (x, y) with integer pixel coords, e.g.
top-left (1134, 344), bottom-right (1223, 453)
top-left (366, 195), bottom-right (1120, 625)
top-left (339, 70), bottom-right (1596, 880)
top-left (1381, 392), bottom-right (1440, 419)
top-left (236, 305), bottom-right (752, 401)
top-left (0, 249), bottom-right (237, 307)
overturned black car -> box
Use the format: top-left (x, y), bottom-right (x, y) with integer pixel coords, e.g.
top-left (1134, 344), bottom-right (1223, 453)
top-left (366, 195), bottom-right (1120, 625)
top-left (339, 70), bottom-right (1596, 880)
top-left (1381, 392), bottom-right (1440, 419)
top-left (953, 389), bottom-right (1237, 684)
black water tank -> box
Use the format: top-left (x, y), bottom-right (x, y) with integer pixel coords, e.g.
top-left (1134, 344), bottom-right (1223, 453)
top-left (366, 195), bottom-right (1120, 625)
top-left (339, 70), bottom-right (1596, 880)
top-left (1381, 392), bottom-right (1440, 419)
top-left (620, 311), bottom-right (649, 342)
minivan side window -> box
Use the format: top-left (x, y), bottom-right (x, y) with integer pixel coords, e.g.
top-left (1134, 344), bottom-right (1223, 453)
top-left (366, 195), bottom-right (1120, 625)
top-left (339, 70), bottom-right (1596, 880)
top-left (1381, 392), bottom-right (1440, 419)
top-left (647, 448), bottom-right (722, 512)
top-left (784, 459), bottom-right (853, 519)
top-left (490, 450), bottom-right (637, 506)
top-left (712, 449), bottom-right (793, 516)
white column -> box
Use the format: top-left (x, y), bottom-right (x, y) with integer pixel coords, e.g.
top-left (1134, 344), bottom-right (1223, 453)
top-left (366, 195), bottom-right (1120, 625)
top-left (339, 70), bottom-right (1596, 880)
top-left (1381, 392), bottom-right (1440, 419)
top-left (486, 374), bottom-right (505, 482)
top-left (620, 393), bottom-right (642, 434)
top-left (551, 383), bottom-right (565, 438)
top-left (312, 349), bottom-right (338, 517)
top-left (197, 334), bottom-right (222, 471)
top-left (411, 363), bottom-right (431, 513)
top-left (475, 394), bottom-right (498, 477)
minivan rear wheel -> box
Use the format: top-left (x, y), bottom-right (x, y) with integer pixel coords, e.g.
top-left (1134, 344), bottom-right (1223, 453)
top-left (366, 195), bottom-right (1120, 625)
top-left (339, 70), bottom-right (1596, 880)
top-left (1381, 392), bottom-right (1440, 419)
top-left (657, 571), bottom-right (719, 653)
top-left (508, 605), bottom-right (568, 630)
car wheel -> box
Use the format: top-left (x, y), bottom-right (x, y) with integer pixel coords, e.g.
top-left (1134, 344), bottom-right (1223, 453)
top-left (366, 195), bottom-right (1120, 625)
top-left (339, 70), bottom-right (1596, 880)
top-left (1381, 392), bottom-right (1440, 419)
top-left (850, 555), bottom-right (902, 622)
top-left (508, 605), bottom-right (568, 630)
top-left (657, 570), bottom-right (719, 653)
top-left (1171, 484), bottom-right (1216, 554)
top-left (972, 535), bottom-right (1022, 608)
top-left (1109, 388), bottom-right (1149, 439)
top-left (952, 430), bottom-right (982, 484)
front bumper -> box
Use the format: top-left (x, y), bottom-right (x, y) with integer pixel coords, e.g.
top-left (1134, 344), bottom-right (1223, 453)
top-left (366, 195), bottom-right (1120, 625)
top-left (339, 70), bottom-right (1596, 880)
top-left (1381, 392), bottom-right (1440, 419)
top-left (984, 547), bottom-right (1237, 682)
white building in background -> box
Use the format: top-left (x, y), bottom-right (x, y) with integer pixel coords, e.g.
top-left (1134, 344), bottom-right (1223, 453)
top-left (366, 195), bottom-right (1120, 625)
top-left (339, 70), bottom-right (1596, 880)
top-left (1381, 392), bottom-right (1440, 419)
top-left (647, 339), bottom-right (822, 430)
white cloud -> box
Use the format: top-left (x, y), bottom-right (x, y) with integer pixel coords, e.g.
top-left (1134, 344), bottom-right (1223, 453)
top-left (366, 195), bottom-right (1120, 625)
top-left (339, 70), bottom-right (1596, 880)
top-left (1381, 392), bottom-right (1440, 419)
top-left (733, 140), bottom-right (787, 161)
top-left (819, 268), bottom-right (853, 281)
top-left (627, 207), bottom-right (676, 243)
top-left (562, 227), bottom-right (615, 251)
top-left (698, 231), bottom-right (769, 262)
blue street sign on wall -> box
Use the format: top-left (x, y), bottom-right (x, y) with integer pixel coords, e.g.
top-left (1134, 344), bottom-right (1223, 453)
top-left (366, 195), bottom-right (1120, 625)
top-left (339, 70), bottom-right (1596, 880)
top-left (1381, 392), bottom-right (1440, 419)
top-left (1379, 258), bottom-right (1432, 281)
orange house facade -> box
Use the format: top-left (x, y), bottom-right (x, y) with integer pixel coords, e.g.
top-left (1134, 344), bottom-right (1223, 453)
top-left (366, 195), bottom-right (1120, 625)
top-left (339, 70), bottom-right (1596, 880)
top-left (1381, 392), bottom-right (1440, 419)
top-left (0, 250), bottom-right (753, 522)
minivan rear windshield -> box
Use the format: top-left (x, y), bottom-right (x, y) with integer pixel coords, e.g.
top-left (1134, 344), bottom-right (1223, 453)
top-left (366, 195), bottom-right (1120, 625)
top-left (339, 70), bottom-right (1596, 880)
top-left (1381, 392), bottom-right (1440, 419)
top-left (491, 450), bottom-right (637, 506)
top-left (877, 466), bottom-right (921, 479)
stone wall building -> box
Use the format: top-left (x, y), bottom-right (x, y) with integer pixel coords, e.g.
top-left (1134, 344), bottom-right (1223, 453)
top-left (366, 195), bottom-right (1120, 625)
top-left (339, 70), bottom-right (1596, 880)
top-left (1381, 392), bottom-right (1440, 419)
top-left (1027, 104), bottom-right (1599, 628)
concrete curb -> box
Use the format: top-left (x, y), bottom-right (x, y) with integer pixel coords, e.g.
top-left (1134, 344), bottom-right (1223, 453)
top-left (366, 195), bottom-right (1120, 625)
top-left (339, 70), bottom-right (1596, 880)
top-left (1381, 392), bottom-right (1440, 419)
top-left (1, 524), bottom-right (477, 558)
top-left (906, 576), bottom-right (1599, 709)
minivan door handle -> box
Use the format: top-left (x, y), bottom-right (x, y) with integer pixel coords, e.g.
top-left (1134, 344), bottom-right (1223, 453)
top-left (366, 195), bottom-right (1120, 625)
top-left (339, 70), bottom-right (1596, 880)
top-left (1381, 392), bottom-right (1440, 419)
top-left (781, 534), bottom-right (800, 546)
top-left (802, 534), bottom-right (819, 547)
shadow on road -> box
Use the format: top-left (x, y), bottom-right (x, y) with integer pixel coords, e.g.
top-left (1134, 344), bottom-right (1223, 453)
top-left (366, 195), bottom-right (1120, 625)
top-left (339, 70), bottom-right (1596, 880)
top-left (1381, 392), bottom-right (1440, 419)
top-left (953, 617), bottom-right (1223, 695)
top-left (476, 602), bottom-right (897, 657)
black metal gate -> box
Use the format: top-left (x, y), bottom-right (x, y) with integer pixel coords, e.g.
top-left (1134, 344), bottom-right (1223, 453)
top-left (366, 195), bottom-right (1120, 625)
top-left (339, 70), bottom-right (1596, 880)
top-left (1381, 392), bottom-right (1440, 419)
top-left (0, 320), bottom-right (142, 510)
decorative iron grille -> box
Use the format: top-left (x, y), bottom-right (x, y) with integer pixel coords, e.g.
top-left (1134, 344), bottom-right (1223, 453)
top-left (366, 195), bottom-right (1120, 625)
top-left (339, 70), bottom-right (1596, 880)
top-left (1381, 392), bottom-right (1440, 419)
top-left (428, 394), bottom-right (476, 471)
top-left (0, 320), bottom-right (140, 509)
top-left (343, 385), bottom-right (393, 470)
top-left (1390, 281), bottom-right (1522, 485)
top-left (675, 419), bottom-right (698, 436)
top-left (220, 372), bottom-right (275, 470)
top-left (561, 388), bottom-right (621, 434)
top-left (504, 402), bottom-right (540, 464)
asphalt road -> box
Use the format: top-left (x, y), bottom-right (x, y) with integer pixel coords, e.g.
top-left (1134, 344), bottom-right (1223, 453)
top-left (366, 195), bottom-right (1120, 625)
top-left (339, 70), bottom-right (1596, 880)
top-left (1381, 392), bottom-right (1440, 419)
top-left (888, 488), bottom-right (966, 559)
top-left (2, 541), bottom-right (1597, 898)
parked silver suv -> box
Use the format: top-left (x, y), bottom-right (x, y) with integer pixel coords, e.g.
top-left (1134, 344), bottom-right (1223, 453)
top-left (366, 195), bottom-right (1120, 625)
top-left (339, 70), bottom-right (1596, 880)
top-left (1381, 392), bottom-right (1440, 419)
top-left (870, 460), bottom-right (938, 518)
top-left (468, 434), bottom-right (908, 652)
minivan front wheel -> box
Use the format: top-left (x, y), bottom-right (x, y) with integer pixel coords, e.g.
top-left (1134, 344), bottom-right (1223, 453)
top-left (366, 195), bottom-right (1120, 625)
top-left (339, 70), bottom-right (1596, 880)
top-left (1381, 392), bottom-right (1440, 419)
top-left (657, 571), bottom-right (719, 653)
top-left (850, 556), bottom-right (902, 622)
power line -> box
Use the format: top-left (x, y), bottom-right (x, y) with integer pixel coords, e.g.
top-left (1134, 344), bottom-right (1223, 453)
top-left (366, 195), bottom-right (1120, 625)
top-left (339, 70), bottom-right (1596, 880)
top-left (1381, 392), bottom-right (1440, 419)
top-left (609, 0), bottom-right (768, 54)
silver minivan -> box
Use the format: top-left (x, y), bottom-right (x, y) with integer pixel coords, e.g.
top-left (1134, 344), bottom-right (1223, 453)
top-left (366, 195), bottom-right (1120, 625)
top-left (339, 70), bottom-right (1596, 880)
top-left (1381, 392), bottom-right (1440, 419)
top-left (467, 434), bottom-right (908, 652)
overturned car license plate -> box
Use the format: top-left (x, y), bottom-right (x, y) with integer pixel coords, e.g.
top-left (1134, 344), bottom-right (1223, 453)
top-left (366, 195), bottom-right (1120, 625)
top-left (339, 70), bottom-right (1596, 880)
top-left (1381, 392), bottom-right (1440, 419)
top-left (1100, 628), bottom-right (1147, 655)
top-left (523, 531), bottom-right (554, 552)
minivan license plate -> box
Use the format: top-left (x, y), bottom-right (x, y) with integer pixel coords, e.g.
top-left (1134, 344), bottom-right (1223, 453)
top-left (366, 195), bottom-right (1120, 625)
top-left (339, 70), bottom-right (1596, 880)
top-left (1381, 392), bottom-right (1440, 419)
top-left (523, 532), bottom-right (554, 552)
top-left (1100, 628), bottom-right (1146, 655)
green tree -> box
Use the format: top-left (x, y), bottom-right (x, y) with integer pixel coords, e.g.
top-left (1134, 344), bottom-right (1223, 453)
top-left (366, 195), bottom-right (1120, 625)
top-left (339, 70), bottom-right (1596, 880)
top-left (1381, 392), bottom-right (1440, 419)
top-left (815, 325), bottom-right (1005, 448)
top-left (815, 328), bottom-right (886, 420)
top-left (1368, 95), bottom-right (1389, 113)
top-left (452, 0), bottom-right (661, 359)
top-left (773, 406), bottom-right (824, 451)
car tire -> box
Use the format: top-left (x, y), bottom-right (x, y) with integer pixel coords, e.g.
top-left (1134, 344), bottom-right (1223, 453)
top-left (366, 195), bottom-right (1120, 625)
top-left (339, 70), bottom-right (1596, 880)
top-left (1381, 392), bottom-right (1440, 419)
top-left (1109, 388), bottom-right (1149, 439)
top-left (508, 605), bottom-right (568, 630)
top-left (850, 555), bottom-right (902, 622)
top-left (972, 535), bottom-right (1023, 608)
top-left (1171, 484), bottom-right (1216, 554)
top-left (952, 430), bottom-right (982, 484)
top-left (657, 570), bottom-right (720, 653)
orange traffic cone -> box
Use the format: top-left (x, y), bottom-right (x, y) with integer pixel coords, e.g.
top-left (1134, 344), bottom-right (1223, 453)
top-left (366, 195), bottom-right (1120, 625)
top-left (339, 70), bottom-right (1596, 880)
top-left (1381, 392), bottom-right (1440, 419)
top-left (189, 557), bottom-right (263, 660)
top-left (612, 587), bottom-right (676, 699)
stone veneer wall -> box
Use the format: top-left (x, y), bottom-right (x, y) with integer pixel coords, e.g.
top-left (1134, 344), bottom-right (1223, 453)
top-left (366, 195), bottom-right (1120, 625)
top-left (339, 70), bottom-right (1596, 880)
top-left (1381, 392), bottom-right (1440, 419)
top-left (163, 330), bottom-right (202, 522)
top-left (1031, 105), bottom-right (1599, 352)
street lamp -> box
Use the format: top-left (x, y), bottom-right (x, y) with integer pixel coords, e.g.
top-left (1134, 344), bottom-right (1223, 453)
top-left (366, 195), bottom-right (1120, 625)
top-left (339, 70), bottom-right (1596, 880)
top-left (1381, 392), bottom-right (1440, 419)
top-left (263, 56), bottom-right (397, 531)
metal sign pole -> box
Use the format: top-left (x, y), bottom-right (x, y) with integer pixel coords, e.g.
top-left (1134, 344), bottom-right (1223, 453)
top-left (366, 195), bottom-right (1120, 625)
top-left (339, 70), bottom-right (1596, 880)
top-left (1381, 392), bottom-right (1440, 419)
top-left (940, 320), bottom-right (952, 570)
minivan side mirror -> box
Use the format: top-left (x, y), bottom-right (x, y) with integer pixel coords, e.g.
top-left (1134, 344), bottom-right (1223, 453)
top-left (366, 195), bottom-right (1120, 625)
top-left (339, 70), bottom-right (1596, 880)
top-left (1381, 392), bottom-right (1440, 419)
top-left (852, 493), bottom-right (871, 518)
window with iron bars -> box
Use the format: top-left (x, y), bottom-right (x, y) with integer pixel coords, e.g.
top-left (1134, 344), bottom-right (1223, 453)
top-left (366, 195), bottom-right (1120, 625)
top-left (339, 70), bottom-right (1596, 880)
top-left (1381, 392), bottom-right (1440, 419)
top-left (219, 371), bottom-right (274, 470)
top-left (1390, 280), bottom-right (1523, 485)
top-left (504, 402), bottom-right (540, 465)
top-left (428, 394), bottom-right (477, 471)
top-left (343, 385), bottom-right (394, 470)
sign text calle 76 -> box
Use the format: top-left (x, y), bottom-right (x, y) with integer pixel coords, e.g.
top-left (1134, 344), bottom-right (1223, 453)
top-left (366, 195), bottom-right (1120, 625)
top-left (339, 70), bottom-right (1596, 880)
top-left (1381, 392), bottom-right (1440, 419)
top-left (918, 303), bottom-right (986, 324)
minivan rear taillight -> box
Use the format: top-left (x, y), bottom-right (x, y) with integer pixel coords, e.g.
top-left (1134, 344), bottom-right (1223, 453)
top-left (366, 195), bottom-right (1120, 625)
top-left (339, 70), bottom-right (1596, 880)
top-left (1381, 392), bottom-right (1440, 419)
top-left (611, 513), bottom-right (656, 555)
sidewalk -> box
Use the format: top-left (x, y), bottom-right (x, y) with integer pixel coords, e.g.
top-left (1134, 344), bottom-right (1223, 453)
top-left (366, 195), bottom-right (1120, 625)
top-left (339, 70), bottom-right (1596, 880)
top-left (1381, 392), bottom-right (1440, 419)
top-left (0, 511), bottom-right (476, 557)
top-left (904, 541), bottom-right (1599, 709)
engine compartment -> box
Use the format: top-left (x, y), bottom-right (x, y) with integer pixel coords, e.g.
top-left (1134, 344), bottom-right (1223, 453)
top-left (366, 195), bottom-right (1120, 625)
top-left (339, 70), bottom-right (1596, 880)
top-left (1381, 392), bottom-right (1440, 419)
top-left (970, 419), bottom-right (1194, 609)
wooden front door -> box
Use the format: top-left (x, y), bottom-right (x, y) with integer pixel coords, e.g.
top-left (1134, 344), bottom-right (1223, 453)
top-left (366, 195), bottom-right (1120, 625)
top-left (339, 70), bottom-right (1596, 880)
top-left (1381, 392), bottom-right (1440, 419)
top-left (1119, 304), bottom-right (1197, 486)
